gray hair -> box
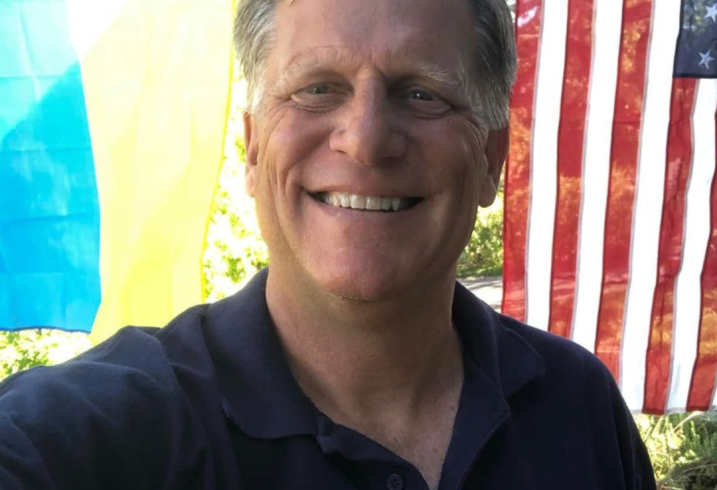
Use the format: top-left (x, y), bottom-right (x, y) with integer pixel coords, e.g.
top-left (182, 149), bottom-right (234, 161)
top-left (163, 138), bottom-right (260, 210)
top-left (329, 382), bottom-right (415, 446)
top-left (233, 0), bottom-right (516, 129)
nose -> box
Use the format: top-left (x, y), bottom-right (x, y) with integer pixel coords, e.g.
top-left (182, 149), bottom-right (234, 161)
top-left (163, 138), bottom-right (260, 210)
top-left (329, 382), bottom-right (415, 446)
top-left (328, 85), bottom-right (407, 165)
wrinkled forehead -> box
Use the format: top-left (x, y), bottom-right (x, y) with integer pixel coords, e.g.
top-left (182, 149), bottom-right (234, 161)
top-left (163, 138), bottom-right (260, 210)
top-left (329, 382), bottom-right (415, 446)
top-left (273, 46), bottom-right (468, 92)
top-left (268, 0), bottom-right (476, 81)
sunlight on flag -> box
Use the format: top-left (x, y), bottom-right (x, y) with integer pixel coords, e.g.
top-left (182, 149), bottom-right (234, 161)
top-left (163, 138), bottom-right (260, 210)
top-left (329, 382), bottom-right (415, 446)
top-left (0, 0), bottom-right (234, 341)
top-left (505, 0), bottom-right (717, 414)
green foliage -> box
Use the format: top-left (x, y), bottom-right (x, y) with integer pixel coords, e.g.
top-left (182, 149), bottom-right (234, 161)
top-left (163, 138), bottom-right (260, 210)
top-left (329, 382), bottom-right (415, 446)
top-left (202, 79), bottom-right (269, 301)
top-left (636, 413), bottom-right (717, 490)
top-left (457, 181), bottom-right (504, 278)
top-left (0, 330), bottom-right (91, 381)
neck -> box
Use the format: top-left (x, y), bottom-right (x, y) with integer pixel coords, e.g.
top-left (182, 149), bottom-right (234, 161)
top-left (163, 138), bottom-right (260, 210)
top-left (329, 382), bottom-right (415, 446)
top-left (265, 267), bottom-right (463, 427)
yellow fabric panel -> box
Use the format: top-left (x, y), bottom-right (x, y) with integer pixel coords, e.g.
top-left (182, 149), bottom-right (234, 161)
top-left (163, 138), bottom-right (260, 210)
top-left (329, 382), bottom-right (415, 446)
top-left (72, 0), bottom-right (233, 342)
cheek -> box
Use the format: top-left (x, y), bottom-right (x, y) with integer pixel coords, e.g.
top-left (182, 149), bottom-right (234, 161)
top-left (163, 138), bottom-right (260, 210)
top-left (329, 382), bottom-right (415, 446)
top-left (418, 118), bottom-right (485, 202)
top-left (264, 107), bottom-right (332, 157)
top-left (454, 120), bottom-right (488, 176)
top-left (431, 120), bottom-right (486, 245)
top-left (259, 109), bottom-right (332, 193)
top-left (453, 122), bottom-right (489, 203)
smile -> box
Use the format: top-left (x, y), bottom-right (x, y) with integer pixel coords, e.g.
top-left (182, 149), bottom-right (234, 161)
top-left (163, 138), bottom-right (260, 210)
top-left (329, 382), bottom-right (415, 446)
top-left (311, 191), bottom-right (422, 212)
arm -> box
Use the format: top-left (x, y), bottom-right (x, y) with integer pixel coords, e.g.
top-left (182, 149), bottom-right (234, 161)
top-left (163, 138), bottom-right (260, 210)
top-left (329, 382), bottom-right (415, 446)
top-left (607, 376), bottom-right (657, 490)
top-left (0, 328), bottom-right (202, 490)
top-left (0, 410), bottom-right (58, 490)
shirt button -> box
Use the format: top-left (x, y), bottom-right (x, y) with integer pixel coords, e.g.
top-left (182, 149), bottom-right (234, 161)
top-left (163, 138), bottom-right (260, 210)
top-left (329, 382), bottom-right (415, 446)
top-left (386, 474), bottom-right (404, 490)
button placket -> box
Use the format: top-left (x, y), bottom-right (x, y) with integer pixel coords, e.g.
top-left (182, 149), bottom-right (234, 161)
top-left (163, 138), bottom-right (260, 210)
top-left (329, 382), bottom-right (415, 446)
top-left (386, 473), bottom-right (404, 490)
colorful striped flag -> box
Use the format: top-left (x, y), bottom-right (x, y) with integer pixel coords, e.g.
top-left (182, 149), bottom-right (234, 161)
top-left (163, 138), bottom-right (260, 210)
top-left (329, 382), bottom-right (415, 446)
top-left (0, 0), bottom-right (233, 341)
top-left (505, 0), bottom-right (717, 414)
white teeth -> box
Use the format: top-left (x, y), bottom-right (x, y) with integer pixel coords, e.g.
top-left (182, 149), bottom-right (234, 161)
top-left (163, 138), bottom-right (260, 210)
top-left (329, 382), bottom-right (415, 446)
top-left (318, 191), bottom-right (415, 212)
top-left (366, 197), bottom-right (382, 210)
top-left (350, 194), bottom-right (365, 209)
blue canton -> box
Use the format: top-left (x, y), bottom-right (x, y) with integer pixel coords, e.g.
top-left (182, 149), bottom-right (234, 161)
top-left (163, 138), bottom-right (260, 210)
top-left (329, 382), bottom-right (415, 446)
top-left (675, 0), bottom-right (717, 77)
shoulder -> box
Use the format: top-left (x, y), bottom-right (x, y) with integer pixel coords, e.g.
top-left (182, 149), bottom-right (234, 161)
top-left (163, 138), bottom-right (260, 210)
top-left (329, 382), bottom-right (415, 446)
top-left (495, 311), bottom-right (617, 391)
top-left (493, 313), bottom-right (656, 489)
top-left (0, 302), bottom-right (218, 428)
top-left (1, 325), bottom-right (175, 414)
top-left (0, 305), bottom-right (215, 490)
top-left (0, 303), bottom-right (213, 407)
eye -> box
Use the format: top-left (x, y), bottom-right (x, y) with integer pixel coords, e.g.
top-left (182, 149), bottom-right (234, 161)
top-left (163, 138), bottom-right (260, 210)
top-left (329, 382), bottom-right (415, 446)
top-left (305, 84), bottom-right (331, 95)
top-left (291, 83), bottom-right (348, 111)
top-left (408, 89), bottom-right (435, 101)
top-left (397, 87), bottom-right (452, 116)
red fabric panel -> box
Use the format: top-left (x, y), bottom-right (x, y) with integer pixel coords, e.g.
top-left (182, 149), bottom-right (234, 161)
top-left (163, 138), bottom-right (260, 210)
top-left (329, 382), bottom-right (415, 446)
top-left (687, 105), bottom-right (717, 411)
top-left (503, 0), bottom-right (543, 321)
top-left (642, 79), bottom-right (696, 414)
top-left (594, 0), bottom-right (653, 382)
top-left (547, 0), bottom-right (594, 339)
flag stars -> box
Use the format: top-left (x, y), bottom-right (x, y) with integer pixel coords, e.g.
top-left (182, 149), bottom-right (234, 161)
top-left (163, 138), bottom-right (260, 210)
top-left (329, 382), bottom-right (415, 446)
top-left (706, 3), bottom-right (717, 22)
top-left (698, 50), bottom-right (714, 69)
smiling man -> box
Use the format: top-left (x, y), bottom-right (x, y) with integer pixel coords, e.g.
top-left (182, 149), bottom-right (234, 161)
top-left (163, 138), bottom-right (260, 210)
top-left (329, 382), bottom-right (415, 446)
top-left (0, 0), bottom-right (656, 489)
top-left (241, 0), bottom-right (503, 486)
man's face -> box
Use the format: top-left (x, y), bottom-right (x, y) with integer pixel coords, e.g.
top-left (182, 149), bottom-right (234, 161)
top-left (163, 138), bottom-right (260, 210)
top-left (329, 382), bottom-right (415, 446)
top-left (244, 0), bottom-right (506, 301)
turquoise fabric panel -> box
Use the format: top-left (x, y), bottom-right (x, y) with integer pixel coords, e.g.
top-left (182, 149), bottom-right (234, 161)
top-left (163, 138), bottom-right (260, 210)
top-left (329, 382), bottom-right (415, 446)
top-left (0, 0), bottom-right (101, 332)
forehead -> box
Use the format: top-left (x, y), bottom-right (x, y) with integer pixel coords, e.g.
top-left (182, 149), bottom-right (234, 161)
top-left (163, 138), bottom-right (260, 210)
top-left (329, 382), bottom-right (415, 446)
top-left (268, 0), bottom-right (475, 78)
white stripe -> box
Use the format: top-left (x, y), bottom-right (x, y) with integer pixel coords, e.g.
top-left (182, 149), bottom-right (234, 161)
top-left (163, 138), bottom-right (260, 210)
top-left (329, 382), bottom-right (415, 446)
top-left (620, 0), bottom-right (681, 412)
top-left (524, 0), bottom-right (568, 330)
top-left (666, 79), bottom-right (717, 412)
top-left (571, 0), bottom-right (624, 352)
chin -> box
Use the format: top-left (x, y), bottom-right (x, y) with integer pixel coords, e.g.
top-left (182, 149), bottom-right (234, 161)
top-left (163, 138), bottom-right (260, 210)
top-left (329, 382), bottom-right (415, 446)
top-left (310, 264), bottom-right (415, 303)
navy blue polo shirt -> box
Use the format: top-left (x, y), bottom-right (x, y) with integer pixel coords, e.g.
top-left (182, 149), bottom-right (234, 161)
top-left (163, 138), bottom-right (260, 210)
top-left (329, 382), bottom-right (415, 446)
top-left (0, 269), bottom-right (655, 489)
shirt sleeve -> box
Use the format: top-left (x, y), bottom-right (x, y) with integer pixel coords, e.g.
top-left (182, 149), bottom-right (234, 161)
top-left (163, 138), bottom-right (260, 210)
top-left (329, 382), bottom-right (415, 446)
top-left (607, 374), bottom-right (658, 490)
top-left (0, 327), bottom-right (210, 490)
top-left (581, 348), bottom-right (657, 490)
top-left (0, 410), bottom-right (58, 490)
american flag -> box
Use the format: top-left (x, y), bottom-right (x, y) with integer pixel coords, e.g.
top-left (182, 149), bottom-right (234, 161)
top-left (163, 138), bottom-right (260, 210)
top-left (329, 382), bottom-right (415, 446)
top-left (503, 0), bottom-right (717, 414)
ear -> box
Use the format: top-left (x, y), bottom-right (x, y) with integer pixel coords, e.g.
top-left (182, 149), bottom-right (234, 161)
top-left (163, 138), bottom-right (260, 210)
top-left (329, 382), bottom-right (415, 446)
top-left (244, 112), bottom-right (259, 198)
top-left (478, 126), bottom-right (509, 208)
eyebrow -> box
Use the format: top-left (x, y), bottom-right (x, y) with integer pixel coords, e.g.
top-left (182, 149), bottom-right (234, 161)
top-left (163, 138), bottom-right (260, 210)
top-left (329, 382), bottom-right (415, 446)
top-left (410, 61), bottom-right (464, 87)
top-left (272, 48), bottom-right (466, 94)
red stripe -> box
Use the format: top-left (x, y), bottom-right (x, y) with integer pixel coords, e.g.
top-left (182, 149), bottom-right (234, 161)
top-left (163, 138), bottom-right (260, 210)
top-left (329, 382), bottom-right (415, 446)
top-left (503, 0), bottom-right (542, 321)
top-left (687, 102), bottom-right (717, 411)
top-left (547, 0), bottom-right (594, 339)
top-left (642, 79), bottom-right (696, 415)
top-left (594, 0), bottom-right (653, 382)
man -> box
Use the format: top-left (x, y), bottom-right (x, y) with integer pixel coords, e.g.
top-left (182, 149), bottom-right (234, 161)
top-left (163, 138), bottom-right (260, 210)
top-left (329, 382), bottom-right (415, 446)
top-left (0, 0), bottom-right (655, 488)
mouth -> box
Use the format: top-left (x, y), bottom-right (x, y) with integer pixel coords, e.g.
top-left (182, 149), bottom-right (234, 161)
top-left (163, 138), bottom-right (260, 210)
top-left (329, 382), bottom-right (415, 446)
top-left (310, 191), bottom-right (423, 212)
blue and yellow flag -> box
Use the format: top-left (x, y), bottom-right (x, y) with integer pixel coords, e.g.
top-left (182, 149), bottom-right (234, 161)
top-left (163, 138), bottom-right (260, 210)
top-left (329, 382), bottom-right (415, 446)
top-left (0, 0), bottom-right (233, 341)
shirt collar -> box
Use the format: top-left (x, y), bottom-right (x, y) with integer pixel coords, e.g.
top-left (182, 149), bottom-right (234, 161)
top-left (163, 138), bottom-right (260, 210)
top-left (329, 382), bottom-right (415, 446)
top-left (203, 269), bottom-right (320, 439)
top-left (451, 282), bottom-right (546, 398)
top-left (203, 269), bottom-right (545, 440)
